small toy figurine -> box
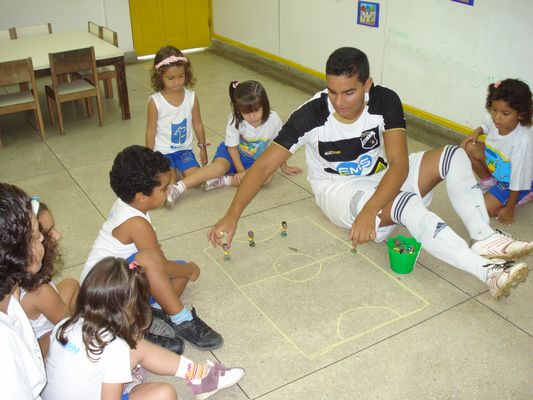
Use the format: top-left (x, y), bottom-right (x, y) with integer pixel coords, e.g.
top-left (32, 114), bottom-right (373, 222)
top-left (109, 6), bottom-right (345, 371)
top-left (351, 247), bottom-right (358, 254)
top-left (223, 243), bottom-right (231, 261)
top-left (281, 221), bottom-right (288, 237)
top-left (248, 230), bottom-right (255, 247)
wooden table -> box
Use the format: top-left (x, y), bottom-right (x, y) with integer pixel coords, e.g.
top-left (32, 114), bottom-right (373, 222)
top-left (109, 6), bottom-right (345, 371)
top-left (0, 30), bottom-right (130, 120)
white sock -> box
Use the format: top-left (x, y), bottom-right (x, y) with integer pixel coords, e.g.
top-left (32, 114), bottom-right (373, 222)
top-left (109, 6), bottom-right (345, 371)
top-left (222, 175), bottom-right (232, 186)
top-left (175, 355), bottom-right (208, 382)
top-left (439, 145), bottom-right (493, 241)
top-left (391, 191), bottom-right (490, 282)
top-left (175, 180), bottom-right (187, 194)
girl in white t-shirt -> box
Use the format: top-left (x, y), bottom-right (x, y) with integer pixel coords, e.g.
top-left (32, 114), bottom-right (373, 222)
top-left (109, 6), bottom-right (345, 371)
top-left (43, 257), bottom-right (245, 400)
top-left (461, 79), bottom-right (533, 225)
top-left (145, 46), bottom-right (209, 209)
top-left (20, 200), bottom-right (79, 358)
top-left (166, 80), bottom-right (302, 203)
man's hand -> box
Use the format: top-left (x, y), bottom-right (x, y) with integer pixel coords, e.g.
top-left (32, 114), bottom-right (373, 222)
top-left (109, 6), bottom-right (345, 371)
top-left (349, 208), bottom-right (379, 249)
top-left (208, 214), bottom-right (239, 248)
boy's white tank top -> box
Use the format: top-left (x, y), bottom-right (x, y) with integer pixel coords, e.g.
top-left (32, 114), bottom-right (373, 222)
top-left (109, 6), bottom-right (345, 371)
top-left (151, 88), bottom-right (195, 154)
top-left (81, 199), bottom-right (152, 282)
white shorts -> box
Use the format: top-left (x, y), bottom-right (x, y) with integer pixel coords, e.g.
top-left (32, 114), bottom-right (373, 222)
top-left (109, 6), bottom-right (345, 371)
top-left (314, 151), bottom-right (433, 242)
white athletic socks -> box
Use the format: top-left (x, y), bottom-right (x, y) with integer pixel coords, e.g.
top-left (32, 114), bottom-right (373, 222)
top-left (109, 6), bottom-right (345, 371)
top-left (439, 145), bottom-right (493, 241)
top-left (175, 180), bottom-right (187, 194)
top-left (392, 192), bottom-right (489, 281)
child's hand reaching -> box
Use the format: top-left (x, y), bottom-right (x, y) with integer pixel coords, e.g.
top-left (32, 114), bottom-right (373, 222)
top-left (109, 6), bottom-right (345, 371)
top-left (496, 206), bottom-right (515, 226)
top-left (233, 171), bottom-right (246, 185)
top-left (186, 262), bottom-right (201, 282)
top-left (280, 163), bottom-right (303, 176)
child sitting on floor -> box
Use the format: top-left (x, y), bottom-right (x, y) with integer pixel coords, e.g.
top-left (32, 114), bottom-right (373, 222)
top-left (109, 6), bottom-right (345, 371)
top-left (461, 79), bottom-right (533, 225)
top-left (44, 257), bottom-right (245, 400)
top-left (81, 145), bottom-right (223, 352)
top-left (20, 199), bottom-right (79, 357)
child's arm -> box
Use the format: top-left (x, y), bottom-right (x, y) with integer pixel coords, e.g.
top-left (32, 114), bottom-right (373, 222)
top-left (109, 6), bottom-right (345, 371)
top-left (126, 217), bottom-right (199, 281)
top-left (145, 98), bottom-right (158, 149)
top-left (192, 95), bottom-right (208, 166)
top-left (23, 283), bottom-right (71, 325)
top-left (497, 190), bottom-right (519, 225)
top-left (280, 162), bottom-right (303, 176)
top-left (227, 145), bottom-right (246, 180)
top-left (460, 126), bottom-right (483, 148)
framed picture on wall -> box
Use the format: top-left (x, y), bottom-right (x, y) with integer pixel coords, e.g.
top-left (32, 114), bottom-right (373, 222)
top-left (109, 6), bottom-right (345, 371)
top-left (357, 1), bottom-right (380, 28)
top-left (451, 0), bottom-right (474, 5)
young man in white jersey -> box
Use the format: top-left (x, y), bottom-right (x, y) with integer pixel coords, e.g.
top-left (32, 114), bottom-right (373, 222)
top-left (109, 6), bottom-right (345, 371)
top-left (208, 47), bottom-right (531, 299)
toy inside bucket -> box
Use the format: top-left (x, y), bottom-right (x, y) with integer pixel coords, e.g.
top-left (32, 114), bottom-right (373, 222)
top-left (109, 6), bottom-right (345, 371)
top-left (386, 235), bottom-right (421, 274)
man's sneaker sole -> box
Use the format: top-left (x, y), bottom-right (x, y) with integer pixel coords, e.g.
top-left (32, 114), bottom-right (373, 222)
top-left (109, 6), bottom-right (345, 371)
top-left (177, 335), bottom-right (224, 351)
top-left (492, 265), bottom-right (528, 300)
top-left (481, 244), bottom-right (533, 260)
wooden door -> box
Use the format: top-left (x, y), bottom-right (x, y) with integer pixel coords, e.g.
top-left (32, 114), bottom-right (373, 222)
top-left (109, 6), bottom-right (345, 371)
top-left (129, 0), bottom-right (211, 56)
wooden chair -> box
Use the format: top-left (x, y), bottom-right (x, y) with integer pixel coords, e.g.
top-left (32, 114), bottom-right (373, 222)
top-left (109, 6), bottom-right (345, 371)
top-left (88, 21), bottom-right (102, 37)
top-left (85, 26), bottom-right (119, 99)
top-left (45, 47), bottom-right (103, 135)
top-left (12, 23), bottom-right (52, 39)
top-left (0, 58), bottom-right (45, 148)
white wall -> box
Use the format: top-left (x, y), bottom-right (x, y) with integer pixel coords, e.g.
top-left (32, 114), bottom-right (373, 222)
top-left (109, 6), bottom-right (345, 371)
top-left (213, 0), bottom-right (533, 129)
top-left (0, 0), bottom-right (134, 52)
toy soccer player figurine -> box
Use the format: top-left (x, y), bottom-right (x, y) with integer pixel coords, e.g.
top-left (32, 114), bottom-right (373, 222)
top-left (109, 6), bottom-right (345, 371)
top-left (223, 243), bottom-right (231, 261)
top-left (281, 221), bottom-right (288, 237)
top-left (248, 231), bottom-right (255, 247)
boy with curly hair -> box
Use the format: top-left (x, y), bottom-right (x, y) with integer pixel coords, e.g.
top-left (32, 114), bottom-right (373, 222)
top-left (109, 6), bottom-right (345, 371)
top-left (82, 145), bottom-right (223, 352)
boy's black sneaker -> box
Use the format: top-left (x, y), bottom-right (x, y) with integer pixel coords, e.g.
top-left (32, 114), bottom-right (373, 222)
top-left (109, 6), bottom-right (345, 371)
top-left (144, 331), bottom-right (184, 355)
top-left (148, 307), bottom-right (175, 338)
top-left (172, 307), bottom-right (224, 350)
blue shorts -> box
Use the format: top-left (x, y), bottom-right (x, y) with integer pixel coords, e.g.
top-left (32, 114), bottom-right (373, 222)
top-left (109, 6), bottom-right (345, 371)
top-left (487, 180), bottom-right (533, 205)
top-left (164, 149), bottom-right (199, 173)
top-left (214, 143), bottom-right (256, 174)
top-left (121, 394), bottom-right (129, 400)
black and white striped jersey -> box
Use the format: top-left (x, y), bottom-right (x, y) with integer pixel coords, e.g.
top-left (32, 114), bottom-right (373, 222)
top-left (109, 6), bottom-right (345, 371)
top-left (273, 84), bottom-right (406, 187)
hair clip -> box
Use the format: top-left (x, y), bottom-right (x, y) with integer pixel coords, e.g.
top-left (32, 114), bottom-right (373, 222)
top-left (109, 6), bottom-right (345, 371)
top-left (155, 55), bottom-right (188, 70)
top-left (31, 196), bottom-right (41, 216)
top-left (232, 81), bottom-right (239, 89)
top-left (494, 80), bottom-right (502, 88)
top-left (129, 261), bottom-right (138, 270)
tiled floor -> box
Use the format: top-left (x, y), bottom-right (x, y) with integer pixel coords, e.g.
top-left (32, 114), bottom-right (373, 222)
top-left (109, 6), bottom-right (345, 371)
top-left (1, 50), bottom-right (532, 399)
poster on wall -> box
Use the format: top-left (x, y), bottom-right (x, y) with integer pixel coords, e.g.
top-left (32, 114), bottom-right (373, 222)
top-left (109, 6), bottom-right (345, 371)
top-left (451, 0), bottom-right (474, 5)
top-left (357, 1), bottom-right (380, 28)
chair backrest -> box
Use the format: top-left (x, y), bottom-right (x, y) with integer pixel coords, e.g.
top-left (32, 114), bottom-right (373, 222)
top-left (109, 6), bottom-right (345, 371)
top-left (0, 58), bottom-right (34, 87)
top-left (0, 28), bottom-right (14, 40)
top-left (101, 26), bottom-right (118, 47)
top-left (49, 47), bottom-right (97, 83)
top-left (12, 23), bottom-right (52, 39)
top-left (88, 21), bottom-right (102, 38)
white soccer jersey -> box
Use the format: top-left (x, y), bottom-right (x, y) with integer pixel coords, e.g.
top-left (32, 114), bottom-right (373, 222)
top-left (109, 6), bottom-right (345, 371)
top-left (273, 85), bottom-right (406, 193)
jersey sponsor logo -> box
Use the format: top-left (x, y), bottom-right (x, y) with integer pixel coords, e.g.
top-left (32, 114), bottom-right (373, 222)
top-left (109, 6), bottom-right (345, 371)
top-left (170, 118), bottom-right (187, 144)
top-left (318, 126), bottom-right (381, 162)
top-left (432, 221), bottom-right (447, 238)
top-left (324, 150), bottom-right (342, 156)
top-left (336, 155), bottom-right (373, 176)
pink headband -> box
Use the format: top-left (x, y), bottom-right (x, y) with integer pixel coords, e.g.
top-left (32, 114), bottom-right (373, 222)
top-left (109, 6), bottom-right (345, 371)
top-left (155, 55), bottom-right (188, 70)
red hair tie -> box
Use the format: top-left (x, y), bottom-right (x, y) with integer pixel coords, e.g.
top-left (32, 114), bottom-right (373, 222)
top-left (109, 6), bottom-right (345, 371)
top-left (129, 261), bottom-right (138, 270)
top-left (232, 81), bottom-right (239, 89)
top-left (494, 80), bottom-right (502, 88)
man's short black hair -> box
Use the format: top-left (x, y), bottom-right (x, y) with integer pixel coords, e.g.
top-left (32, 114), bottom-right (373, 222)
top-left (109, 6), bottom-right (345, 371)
top-left (110, 145), bottom-right (170, 203)
top-left (326, 47), bottom-right (370, 82)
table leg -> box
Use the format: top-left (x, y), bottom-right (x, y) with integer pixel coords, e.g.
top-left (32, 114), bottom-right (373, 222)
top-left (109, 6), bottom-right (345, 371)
top-left (115, 57), bottom-right (130, 120)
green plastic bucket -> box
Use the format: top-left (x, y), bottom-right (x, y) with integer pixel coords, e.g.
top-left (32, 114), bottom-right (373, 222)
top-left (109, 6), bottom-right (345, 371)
top-left (386, 235), bottom-right (421, 274)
